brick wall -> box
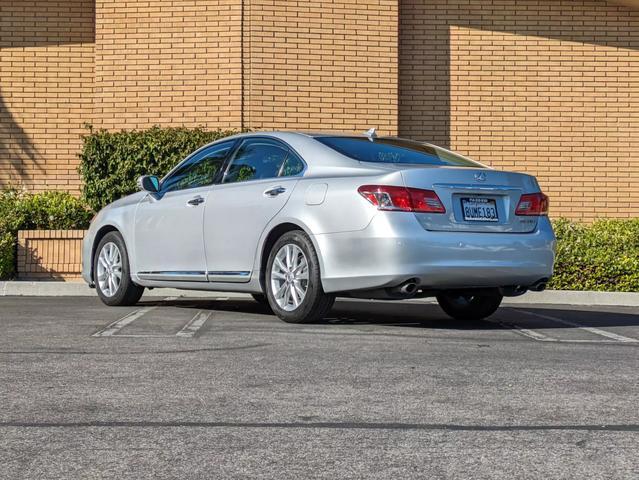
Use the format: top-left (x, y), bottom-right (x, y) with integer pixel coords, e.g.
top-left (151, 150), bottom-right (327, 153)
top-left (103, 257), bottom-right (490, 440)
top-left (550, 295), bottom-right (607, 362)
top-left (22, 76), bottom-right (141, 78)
top-left (244, 0), bottom-right (398, 135)
top-left (2, 0), bottom-right (639, 221)
top-left (400, 0), bottom-right (639, 221)
top-left (93, 0), bottom-right (243, 131)
top-left (17, 230), bottom-right (86, 280)
top-left (0, 0), bottom-right (94, 193)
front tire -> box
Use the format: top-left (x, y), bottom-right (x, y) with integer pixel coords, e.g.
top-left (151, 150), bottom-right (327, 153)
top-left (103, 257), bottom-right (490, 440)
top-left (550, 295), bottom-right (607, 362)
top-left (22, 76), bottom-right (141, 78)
top-left (265, 230), bottom-right (334, 323)
top-left (93, 231), bottom-right (144, 306)
top-left (436, 291), bottom-right (503, 320)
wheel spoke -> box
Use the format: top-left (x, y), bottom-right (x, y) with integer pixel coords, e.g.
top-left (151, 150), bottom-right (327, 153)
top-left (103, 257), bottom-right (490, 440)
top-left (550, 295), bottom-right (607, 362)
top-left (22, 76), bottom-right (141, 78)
top-left (292, 256), bottom-right (306, 274)
top-left (274, 256), bottom-right (286, 273)
top-left (283, 284), bottom-right (292, 306)
top-left (274, 282), bottom-right (287, 299)
top-left (293, 283), bottom-right (305, 303)
top-left (290, 285), bottom-right (299, 307)
top-left (285, 245), bottom-right (292, 269)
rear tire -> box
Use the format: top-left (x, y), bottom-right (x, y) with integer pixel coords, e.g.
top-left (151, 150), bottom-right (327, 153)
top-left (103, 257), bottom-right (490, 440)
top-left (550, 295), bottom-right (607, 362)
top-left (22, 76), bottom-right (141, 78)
top-left (436, 291), bottom-right (503, 320)
top-left (265, 230), bottom-right (334, 323)
top-left (93, 231), bottom-right (144, 306)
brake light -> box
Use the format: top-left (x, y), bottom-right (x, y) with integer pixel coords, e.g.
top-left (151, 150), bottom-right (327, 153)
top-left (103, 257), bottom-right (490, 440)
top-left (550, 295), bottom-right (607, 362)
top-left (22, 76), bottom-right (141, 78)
top-left (357, 185), bottom-right (445, 214)
top-left (515, 192), bottom-right (549, 216)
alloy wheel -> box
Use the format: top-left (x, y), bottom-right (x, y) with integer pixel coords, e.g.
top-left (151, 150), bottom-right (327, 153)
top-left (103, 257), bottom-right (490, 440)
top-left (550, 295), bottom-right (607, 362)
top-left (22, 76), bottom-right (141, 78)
top-left (270, 243), bottom-right (309, 311)
top-left (96, 241), bottom-right (122, 297)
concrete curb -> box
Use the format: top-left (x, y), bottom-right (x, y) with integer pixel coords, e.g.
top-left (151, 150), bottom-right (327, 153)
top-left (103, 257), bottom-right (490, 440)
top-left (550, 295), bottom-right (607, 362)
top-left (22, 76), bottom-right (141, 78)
top-left (1, 281), bottom-right (639, 307)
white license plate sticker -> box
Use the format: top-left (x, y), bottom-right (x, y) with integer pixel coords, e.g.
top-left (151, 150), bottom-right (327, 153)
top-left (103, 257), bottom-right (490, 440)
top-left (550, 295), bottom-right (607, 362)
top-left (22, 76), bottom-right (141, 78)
top-left (461, 197), bottom-right (499, 222)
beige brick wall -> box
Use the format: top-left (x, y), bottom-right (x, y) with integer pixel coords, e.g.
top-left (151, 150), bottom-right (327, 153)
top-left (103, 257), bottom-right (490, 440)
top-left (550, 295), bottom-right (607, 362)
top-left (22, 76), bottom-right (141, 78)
top-left (244, 0), bottom-right (398, 135)
top-left (0, 0), bottom-right (94, 193)
top-left (2, 0), bottom-right (639, 221)
top-left (17, 229), bottom-right (86, 280)
top-left (400, 0), bottom-right (639, 221)
top-left (93, 0), bottom-right (243, 131)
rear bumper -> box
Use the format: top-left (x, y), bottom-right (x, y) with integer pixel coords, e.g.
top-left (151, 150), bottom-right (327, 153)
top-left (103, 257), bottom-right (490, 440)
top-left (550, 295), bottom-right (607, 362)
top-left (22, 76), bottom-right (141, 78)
top-left (314, 213), bottom-right (556, 293)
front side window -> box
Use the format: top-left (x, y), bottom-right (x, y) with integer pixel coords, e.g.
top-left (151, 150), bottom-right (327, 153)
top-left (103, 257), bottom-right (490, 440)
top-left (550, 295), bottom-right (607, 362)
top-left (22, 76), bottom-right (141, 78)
top-left (162, 141), bottom-right (235, 192)
top-left (315, 136), bottom-right (483, 168)
top-left (223, 139), bottom-right (290, 184)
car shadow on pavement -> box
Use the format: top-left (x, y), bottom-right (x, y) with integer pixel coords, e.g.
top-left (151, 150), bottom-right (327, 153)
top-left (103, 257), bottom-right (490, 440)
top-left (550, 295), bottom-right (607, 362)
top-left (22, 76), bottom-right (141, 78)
top-left (137, 297), bottom-right (639, 332)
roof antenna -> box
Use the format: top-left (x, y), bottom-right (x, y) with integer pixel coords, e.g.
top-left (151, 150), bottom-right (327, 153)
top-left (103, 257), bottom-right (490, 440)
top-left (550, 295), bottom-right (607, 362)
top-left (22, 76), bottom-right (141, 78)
top-left (364, 127), bottom-right (377, 141)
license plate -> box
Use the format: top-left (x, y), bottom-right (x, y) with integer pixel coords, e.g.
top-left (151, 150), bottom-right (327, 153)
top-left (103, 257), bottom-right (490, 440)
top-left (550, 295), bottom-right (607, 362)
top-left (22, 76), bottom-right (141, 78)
top-left (461, 197), bottom-right (499, 222)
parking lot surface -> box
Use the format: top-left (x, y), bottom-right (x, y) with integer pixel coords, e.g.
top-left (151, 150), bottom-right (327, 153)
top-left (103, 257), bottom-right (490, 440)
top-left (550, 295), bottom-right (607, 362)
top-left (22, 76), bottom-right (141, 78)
top-left (1, 295), bottom-right (638, 479)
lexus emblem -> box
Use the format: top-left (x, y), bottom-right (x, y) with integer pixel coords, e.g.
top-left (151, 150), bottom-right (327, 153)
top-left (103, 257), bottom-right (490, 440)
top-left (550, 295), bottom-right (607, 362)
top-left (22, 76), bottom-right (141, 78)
top-left (474, 172), bottom-right (487, 182)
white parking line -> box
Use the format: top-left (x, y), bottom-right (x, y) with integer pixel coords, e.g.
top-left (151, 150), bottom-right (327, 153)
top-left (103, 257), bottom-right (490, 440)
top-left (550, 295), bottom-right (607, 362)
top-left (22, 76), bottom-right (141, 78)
top-left (512, 308), bottom-right (639, 344)
top-left (176, 311), bottom-right (211, 338)
top-left (92, 307), bottom-right (157, 337)
top-left (498, 320), bottom-right (557, 342)
top-left (92, 297), bottom-right (177, 337)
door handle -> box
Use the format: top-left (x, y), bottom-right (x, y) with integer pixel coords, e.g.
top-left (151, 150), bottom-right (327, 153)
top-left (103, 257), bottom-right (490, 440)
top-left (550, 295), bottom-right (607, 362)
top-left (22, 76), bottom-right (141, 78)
top-left (264, 186), bottom-right (286, 197)
top-left (187, 196), bottom-right (205, 206)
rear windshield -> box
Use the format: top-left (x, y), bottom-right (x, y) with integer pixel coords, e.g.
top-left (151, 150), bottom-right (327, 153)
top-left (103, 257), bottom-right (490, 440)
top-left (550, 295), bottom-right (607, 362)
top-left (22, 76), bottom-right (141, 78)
top-left (315, 136), bottom-right (482, 168)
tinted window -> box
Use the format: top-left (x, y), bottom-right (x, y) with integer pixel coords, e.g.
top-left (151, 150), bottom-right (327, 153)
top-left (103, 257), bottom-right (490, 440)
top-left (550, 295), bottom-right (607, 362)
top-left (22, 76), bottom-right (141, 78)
top-left (223, 139), bottom-right (289, 183)
top-left (280, 152), bottom-right (305, 177)
top-left (162, 141), bottom-right (234, 192)
top-left (316, 137), bottom-right (482, 168)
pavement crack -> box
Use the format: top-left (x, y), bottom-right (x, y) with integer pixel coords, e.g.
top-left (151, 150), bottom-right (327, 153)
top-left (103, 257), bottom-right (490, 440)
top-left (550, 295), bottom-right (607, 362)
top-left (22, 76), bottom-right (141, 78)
top-left (0, 421), bottom-right (637, 432)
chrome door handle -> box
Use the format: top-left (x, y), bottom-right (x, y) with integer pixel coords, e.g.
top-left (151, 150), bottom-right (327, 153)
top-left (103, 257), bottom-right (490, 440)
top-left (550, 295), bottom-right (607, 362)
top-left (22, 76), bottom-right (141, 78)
top-left (264, 186), bottom-right (286, 197)
top-left (187, 196), bottom-right (205, 206)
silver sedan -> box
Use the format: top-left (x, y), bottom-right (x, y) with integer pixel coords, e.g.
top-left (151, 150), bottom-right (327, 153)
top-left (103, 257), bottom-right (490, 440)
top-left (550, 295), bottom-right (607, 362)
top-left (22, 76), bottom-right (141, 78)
top-left (82, 131), bottom-right (555, 323)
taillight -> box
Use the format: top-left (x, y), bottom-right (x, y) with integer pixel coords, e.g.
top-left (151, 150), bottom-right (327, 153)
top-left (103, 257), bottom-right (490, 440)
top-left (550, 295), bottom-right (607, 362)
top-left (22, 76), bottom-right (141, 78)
top-left (515, 192), bottom-right (549, 216)
top-left (357, 185), bottom-right (446, 214)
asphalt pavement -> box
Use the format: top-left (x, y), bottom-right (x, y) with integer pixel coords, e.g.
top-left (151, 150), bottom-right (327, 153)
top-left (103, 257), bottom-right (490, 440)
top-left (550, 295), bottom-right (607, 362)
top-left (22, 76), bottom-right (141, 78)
top-left (0, 295), bottom-right (638, 479)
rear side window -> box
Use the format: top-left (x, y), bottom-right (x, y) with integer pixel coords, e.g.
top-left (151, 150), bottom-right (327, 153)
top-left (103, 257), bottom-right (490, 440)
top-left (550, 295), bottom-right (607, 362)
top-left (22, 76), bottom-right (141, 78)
top-left (316, 136), bottom-right (482, 168)
top-left (223, 139), bottom-right (290, 184)
top-left (280, 152), bottom-right (305, 177)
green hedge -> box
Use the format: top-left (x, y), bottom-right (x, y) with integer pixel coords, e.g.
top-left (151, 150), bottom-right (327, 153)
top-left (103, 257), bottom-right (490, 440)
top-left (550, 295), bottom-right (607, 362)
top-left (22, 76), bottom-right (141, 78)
top-left (79, 126), bottom-right (237, 211)
top-left (0, 190), bottom-right (93, 279)
top-left (548, 218), bottom-right (639, 292)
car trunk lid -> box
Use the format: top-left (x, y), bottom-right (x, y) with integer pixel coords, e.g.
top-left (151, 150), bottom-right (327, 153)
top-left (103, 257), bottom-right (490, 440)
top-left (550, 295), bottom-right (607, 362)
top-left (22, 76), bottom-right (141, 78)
top-left (397, 166), bottom-right (542, 233)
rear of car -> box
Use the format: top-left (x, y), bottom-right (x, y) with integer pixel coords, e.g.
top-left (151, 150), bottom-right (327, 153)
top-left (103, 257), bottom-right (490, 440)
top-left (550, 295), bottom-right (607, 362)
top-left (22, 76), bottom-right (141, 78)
top-left (312, 136), bottom-right (556, 298)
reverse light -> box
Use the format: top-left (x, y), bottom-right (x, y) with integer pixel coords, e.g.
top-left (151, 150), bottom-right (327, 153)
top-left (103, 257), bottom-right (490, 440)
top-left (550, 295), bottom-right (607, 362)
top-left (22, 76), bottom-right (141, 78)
top-left (357, 185), bottom-right (446, 214)
top-left (515, 192), bottom-right (549, 216)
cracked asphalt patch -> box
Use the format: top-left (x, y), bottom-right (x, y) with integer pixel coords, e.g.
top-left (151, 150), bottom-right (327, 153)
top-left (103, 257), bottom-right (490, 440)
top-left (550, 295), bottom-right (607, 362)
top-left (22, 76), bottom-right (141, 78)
top-left (0, 296), bottom-right (638, 479)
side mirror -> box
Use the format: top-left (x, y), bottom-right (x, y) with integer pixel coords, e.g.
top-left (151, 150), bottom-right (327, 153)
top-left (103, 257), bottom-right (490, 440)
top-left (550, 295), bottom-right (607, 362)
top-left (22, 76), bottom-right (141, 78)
top-left (137, 175), bottom-right (160, 193)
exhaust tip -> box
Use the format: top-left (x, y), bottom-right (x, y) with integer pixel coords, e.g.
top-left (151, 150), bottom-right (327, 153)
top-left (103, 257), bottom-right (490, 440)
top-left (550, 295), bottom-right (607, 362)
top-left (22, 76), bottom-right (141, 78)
top-left (400, 282), bottom-right (418, 295)
top-left (529, 279), bottom-right (549, 292)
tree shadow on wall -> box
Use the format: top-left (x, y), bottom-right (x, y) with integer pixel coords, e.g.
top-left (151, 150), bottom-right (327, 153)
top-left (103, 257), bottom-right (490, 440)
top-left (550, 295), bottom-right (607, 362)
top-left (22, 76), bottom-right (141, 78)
top-left (0, 0), bottom-right (95, 190)
top-left (398, 0), bottom-right (639, 147)
top-left (0, 92), bottom-right (42, 189)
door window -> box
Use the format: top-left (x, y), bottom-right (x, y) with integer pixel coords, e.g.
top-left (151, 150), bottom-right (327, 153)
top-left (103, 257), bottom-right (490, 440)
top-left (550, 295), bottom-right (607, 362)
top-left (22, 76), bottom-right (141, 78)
top-left (223, 139), bottom-right (290, 184)
top-left (161, 141), bottom-right (235, 193)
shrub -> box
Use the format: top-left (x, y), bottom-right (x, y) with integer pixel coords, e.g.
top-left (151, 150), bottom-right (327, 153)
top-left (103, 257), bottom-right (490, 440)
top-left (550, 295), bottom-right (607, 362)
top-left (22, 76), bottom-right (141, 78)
top-left (79, 125), bottom-right (237, 211)
top-left (0, 232), bottom-right (14, 279)
top-left (549, 218), bottom-right (639, 292)
top-left (0, 189), bottom-right (93, 279)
